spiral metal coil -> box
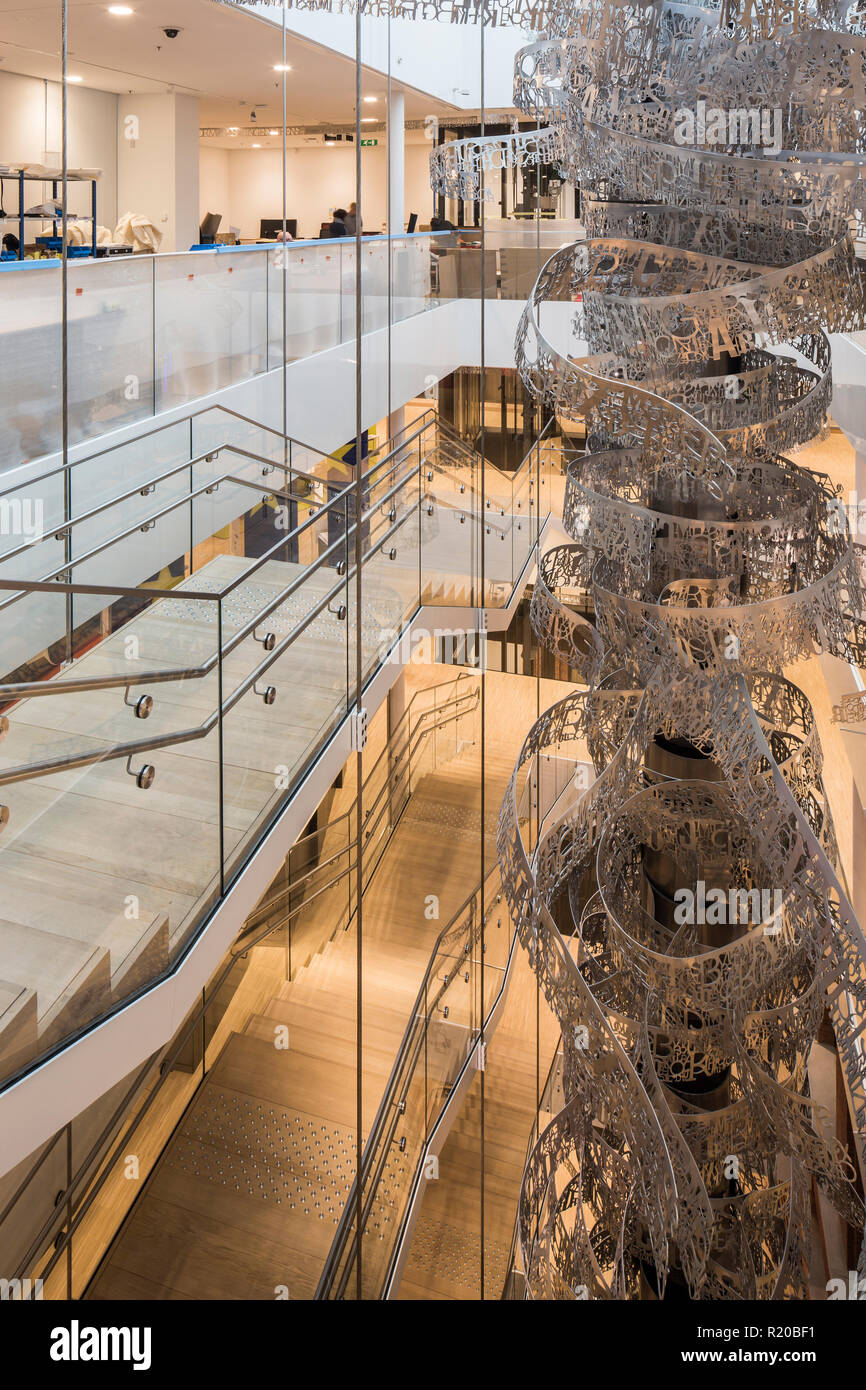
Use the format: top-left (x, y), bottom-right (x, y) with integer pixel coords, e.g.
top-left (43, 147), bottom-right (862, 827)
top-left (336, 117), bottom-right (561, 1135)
top-left (224, 0), bottom-right (866, 1297)
top-left (483, 0), bottom-right (866, 1298)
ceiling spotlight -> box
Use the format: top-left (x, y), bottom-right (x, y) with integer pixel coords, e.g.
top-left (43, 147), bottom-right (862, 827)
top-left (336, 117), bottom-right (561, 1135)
top-left (67, 75), bottom-right (84, 83)
top-left (273, 64), bottom-right (292, 72)
top-left (363, 96), bottom-right (377, 103)
top-left (108, 5), bottom-right (134, 13)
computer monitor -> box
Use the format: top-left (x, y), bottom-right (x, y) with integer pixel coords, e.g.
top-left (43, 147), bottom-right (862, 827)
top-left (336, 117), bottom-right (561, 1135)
top-left (199, 212), bottom-right (222, 242)
top-left (406, 212), bottom-right (418, 234)
top-left (260, 218), bottom-right (298, 240)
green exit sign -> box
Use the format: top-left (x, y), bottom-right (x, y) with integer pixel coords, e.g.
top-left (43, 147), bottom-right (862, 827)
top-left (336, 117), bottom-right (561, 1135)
top-left (360, 138), bottom-right (378, 146)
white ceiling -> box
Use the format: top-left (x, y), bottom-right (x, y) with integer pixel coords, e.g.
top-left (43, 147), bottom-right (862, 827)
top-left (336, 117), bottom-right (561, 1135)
top-left (0, 0), bottom-right (457, 124)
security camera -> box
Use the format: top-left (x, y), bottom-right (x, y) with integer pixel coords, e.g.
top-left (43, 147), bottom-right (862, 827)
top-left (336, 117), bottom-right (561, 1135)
top-left (163, 27), bottom-right (181, 39)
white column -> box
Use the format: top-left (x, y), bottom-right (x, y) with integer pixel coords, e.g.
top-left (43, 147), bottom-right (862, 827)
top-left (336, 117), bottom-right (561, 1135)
top-left (388, 91), bottom-right (405, 236)
top-left (117, 93), bottom-right (199, 252)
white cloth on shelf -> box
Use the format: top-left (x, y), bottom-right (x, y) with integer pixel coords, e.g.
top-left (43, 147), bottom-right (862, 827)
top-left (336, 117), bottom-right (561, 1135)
top-left (24, 198), bottom-right (63, 217)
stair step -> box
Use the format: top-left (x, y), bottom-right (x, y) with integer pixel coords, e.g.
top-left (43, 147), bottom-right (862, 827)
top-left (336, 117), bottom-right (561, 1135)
top-left (262, 995), bottom-right (410, 1045)
top-left (0, 917), bottom-right (111, 1048)
top-left (0, 977), bottom-right (37, 1073)
top-left (244, 1012), bottom-right (398, 1078)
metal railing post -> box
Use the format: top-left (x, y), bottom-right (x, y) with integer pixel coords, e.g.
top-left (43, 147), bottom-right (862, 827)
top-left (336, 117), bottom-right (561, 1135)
top-left (217, 596), bottom-right (225, 899)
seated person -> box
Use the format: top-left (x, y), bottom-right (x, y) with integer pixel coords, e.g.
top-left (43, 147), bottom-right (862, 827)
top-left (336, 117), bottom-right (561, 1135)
top-left (2, 232), bottom-right (20, 255)
top-left (327, 209), bottom-right (348, 238)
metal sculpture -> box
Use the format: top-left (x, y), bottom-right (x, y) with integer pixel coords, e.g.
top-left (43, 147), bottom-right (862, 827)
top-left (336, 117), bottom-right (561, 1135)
top-left (488, 0), bottom-right (866, 1298)
top-left (222, 0), bottom-right (866, 1297)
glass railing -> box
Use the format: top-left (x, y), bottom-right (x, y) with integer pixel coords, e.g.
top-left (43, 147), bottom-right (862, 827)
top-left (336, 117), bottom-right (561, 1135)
top-left (0, 404), bottom-right (551, 1095)
top-left (0, 668), bottom-right (479, 1297)
top-left (501, 1043), bottom-right (565, 1300)
top-left (0, 227), bottom-right (581, 472)
top-left (316, 727), bottom-right (557, 1301)
top-left (419, 414), bottom-right (558, 607)
top-left (0, 234), bottom-right (439, 467)
top-left (317, 863), bottom-right (516, 1300)
top-left (432, 224), bottom-right (585, 303)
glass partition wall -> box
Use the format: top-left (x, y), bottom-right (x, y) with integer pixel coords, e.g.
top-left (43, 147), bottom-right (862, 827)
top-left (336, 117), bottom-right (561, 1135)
top-left (0, 0), bottom-right (554, 1304)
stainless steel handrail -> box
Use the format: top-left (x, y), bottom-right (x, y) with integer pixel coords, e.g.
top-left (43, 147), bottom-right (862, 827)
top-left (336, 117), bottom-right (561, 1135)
top-left (0, 443), bottom-right (321, 570)
top-left (500, 1044), bottom-right (562, 1300)
top-left (0, 458), bottom-right (423, 701)
top-left (0, 401), bottom-right (334, 503)
top-left (0, 497), bottom-right (422, 787)
top-left (5, 667), bottom-right (477, 1288)
top-left (380, 885), bottom-right (517, 1301)
top-left (244, 684), bottom-right (478, 929)
top-left (0, 423), bottom-right (553, 781)
top-left (0, 459), bottom-right (312, 615)
top-left (317, 862), bottom-right (505, 1300)
top-left (215, 412), bottom-right (439, 600)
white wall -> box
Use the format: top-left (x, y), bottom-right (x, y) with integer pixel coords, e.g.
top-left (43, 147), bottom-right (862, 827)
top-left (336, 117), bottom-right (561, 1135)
top-left (174, 94), bottom-right (201, 252)
top-left (200, 147), bottom-right (231, 226)
top-left (200, 140), bottom-right (433, 242)
top-left (0, 70), bottom-right (118, 232)
top-left (117, 93), bottom-right (200, 253)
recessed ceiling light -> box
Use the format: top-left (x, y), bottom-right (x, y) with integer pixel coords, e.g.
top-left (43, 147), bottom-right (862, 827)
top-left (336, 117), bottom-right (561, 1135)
top-left (108, 5), bottom-right (134, 14)
top-left (273, 64), bottom-right (292, 72)
top-left (363, 96), bottom-right (377, 104)
top-left (252, 143), bottom-right (261, 148)
top-left (67, 75), bottom-right (84, 83)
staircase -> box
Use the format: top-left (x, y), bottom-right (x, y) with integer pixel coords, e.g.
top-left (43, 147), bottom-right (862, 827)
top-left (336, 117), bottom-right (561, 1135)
top-left (396, 945), bottom-right (561, 1300)
top-left (85, 746), bottom-right (515, 1300)
top-left (0, 554), bottom-right (378, 1080)
top-left (0, 406), bottom-right (547, 1088)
